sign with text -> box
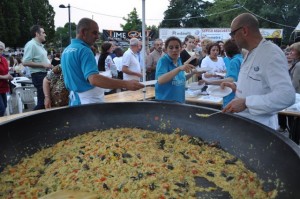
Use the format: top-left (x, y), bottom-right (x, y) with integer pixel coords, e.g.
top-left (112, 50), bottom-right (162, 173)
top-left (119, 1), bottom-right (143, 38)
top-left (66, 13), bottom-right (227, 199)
top-left (159, 28), bottom-right (283, 42)
top-left (103, 30), bottom-right (155, 41)
top-left (159, 28), bottom-right (202, 42)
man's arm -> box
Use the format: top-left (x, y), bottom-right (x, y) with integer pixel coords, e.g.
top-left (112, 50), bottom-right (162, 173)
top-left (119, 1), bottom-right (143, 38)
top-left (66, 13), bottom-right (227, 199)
top-left (43, 77), bottom-right (51, 109)
top-left (122, 66), bottom-right (142, 78)
top-left (0, 74), bottom-right (13, 80)
top-left (23, 61), bottom-right (52, 69)
top-left (88, 74), bottom-right (144, 91)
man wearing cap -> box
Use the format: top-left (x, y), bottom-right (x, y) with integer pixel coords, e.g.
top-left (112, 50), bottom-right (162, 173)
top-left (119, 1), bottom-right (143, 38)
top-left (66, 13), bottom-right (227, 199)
top-left (0, 41), bottom-right (13, 116)
top-left (23, 25), bottom-right (53, 110)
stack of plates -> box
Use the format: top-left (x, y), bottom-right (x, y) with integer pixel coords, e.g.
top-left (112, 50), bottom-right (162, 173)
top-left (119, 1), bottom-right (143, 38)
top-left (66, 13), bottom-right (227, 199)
top-left (186, 82), bottom-right (205, 90)
top-left (207, 85), bottom-right (232, 97)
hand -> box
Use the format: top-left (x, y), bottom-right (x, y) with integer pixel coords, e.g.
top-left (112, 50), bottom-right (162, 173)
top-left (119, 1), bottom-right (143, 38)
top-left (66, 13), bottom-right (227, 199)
top-left (222, 98), bottom-right (246, 113)
top-left (220, 82), bottom-right (236, 92)
top-left (192, 53), bottom-right (201, 60)
top-left (125, 80), bottom-right (144, 91)
top-left (198, 79), bottom-right (207, 85)
top-left (6, 74), bottom-right (14, 80)
top-left (3, 74), bottom-right (13, 80)
top-left (136, 73), bottom-right (143, 78)
top-left (204, 73), bottom-right (215, 78)
top-left (179, 63), bottom-right (194, 73)
top-left (193, 70), bottom-right (205, 76)
top-left (44, 63), bottom-right (53, 69)
top-left (44, 97), bottom-right (52, 109)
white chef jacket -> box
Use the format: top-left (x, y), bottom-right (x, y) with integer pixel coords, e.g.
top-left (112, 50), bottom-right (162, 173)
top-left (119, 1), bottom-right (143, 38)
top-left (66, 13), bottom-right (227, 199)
top-left (235, 39), bottom-right (295, 129)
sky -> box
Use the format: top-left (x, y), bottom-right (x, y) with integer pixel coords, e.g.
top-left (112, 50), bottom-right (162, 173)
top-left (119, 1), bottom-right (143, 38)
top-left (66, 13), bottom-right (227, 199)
top-left (48, 0), bottom-right (170, 31)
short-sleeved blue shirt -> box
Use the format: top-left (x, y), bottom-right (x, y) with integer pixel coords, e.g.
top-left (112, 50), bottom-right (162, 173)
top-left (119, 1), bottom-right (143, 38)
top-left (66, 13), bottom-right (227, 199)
top-left (223, 53), bottom-right (243, 107)
top-left (155, 54), bottom-right (186, 103)
top-left (61, 39), bottom-right (99, 93)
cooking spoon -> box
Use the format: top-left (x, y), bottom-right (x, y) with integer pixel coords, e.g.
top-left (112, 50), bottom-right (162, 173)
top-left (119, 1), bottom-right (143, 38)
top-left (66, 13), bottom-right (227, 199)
top-left (196, 111), bottom-right (222, 118)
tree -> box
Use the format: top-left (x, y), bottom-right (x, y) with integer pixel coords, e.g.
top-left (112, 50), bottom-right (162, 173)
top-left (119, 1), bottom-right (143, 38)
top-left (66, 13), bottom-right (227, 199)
top-left (17, 0), bottom-right (34, 47)
top-left (0, 0), bottom-right (55, 48)
top-left (0, 0), bottom-right (20, 48)
top-left (147, 25), bottom-right (159, 40)
top-left (205, 0), bottom-right (240, 28)
top-left (247, 0), bottom-right (300, 43)
top-left (121, 8), bottom-right (143, 32)
top-left (53, 22), bottom-right (77, 52)
top-left (160, 0), bottom-right (214, 28)
top-left (29, 0), bottom-right (55, 45)
top-left (206, 0), bottom-right (300, 43)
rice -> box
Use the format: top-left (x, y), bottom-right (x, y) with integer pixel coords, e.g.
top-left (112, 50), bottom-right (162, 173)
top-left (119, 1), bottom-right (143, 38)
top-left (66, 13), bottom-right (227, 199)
top-left (0, 128), bottom-right (277, 198)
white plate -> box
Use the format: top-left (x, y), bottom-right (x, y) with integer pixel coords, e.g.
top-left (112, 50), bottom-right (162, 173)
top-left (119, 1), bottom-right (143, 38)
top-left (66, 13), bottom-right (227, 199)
top-left (186, 82), bottom-right (205, 90)
top-left (207, 85), bottom-right (232, 97)
top-left (141, 80), bottom-right (157, 86)
top-left (215, 72), bottom-right (226, 77)
top-left (196, 67), bottom-right (211, 72)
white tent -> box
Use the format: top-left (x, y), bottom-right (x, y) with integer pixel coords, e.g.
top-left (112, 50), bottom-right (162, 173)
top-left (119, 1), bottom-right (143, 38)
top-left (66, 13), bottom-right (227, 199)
top-left (289, 21), bottom-right (300, 43)
top-left (295, 22), bottom-right (300, 32)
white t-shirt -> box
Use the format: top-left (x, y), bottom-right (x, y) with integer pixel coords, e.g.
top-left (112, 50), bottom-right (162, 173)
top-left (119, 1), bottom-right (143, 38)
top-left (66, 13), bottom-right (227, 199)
top-left (113, 56), bottom-right (123, 71)
top-left (105, 55), bottom-right (118, 77)
top-left (122, 49), bottom-right (141, 81)
top-left (201, 56), bottom-right (225, 81)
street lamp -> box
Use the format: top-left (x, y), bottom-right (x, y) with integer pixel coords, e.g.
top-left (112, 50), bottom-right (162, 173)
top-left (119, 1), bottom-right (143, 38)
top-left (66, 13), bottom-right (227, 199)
top-left (59, 4), bottom-right (71, 44)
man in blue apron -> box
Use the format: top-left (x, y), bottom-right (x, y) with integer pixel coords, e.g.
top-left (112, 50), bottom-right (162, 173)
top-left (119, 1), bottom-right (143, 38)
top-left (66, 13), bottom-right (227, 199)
top-left (61, 18), bottom-right (144, 106)
top-left (222, 13), bottom-right (295, 129)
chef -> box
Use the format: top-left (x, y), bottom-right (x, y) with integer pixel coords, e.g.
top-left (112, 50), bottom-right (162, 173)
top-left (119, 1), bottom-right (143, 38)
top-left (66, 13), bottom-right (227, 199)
top-left (222, 13), bottom-right (295, 129)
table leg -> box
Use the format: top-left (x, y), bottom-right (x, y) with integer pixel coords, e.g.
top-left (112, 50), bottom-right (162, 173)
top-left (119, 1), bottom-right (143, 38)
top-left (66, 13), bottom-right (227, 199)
top-left (289, 116), bottom-right (300, 145)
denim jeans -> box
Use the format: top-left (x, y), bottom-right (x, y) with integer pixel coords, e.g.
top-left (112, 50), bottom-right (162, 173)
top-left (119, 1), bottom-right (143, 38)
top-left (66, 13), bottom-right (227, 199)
top-left (0, 93), bottom-right (7, 116)
top-left (31, 72), bottom-right (47, 110)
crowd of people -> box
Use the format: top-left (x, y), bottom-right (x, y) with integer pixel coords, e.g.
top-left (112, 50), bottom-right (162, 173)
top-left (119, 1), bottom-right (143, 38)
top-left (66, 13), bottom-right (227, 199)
top-left (1, 13), bottom-right (300, 135)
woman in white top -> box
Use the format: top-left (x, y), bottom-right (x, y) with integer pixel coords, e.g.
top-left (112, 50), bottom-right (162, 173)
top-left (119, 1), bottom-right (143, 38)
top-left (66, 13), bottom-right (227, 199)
top-left (201, 43), bottom-right (226, 81)
top-left (98, 42), bottom-right (118, 78)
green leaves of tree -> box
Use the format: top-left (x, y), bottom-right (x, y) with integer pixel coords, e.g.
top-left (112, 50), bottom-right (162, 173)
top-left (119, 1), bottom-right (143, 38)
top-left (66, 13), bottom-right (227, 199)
top-left (0, 0), bottom-right (55, 48)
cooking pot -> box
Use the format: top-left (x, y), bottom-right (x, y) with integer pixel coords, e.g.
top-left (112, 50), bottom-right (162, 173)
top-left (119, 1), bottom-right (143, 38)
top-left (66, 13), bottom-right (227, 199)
top-left (0, 102), bottom-right (299, 198)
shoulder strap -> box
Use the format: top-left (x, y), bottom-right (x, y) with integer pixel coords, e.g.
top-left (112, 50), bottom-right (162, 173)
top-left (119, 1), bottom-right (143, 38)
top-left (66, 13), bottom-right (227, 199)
top-left (289, 60), bottom-right (300, 73)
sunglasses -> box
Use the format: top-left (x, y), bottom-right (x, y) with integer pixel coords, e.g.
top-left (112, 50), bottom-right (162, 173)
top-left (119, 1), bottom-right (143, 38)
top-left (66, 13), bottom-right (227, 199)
top-left (229, 27), bottom-right (243, 37)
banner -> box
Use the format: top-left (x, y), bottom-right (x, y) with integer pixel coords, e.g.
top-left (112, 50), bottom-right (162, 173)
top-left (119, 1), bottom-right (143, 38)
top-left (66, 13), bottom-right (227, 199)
top-left (159, 28), bottom-right (283, 42)
top-left (103, 30), bottom-right (155, 41)
top-left (159, 28), bottom-right (202, 42)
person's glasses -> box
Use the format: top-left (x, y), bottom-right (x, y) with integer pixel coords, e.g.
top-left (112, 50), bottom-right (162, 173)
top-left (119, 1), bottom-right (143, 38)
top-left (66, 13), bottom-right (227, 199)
top-left (229, 27), bottom-right (243, 37)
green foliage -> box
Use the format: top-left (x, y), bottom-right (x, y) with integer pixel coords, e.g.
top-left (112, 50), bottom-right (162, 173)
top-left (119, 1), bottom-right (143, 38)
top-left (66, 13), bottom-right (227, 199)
top-left (120, 7), bottom-right (159, 41)
top-left (121, 8), bottom-right (143, 32)
top-left (160, 0), bottom-right (214, 28)
top-left (205, 0), bottom-right (240, 28)
top-left (53, 22), bottom-right (77, 51)
top-left (206, 0), bottom-right (300, 43)
top-left (0, 0), bottom-right (20, 47)
top-left (0, 0), bottom-right (55, 48)
top-left (245, 0), bottom-right (300, 43)
top-left (147, 25), bottom-right (159, 40)
top-left (17, 0), bottom-right (34, 46)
